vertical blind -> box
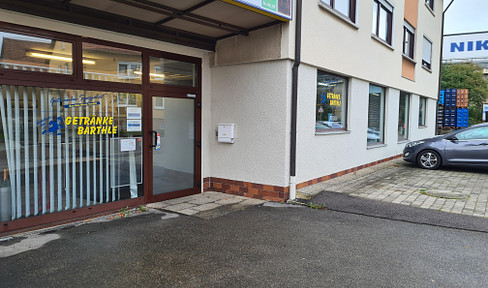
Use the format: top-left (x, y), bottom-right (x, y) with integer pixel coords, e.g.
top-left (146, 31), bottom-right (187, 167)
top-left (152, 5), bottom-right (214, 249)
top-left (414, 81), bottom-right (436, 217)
top-left (0, 85), bottom-right (143, 222)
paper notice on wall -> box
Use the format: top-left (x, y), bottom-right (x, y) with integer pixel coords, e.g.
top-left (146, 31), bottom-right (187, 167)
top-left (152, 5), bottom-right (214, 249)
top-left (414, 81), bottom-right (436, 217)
top-left (127, 120), bottom-right (142, 132)
top-left (120, 138), bottom-right (136, 152)
top-left (127, 107), bottom-right (141, 119)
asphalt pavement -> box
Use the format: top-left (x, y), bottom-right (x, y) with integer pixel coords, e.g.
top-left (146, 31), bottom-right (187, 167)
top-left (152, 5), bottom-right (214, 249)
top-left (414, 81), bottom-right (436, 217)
top-left (1, 197), bottom-right (488, 287)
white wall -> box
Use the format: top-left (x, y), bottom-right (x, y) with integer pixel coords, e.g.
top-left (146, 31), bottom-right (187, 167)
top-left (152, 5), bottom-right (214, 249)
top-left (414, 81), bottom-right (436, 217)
top-left (295, 64), bottom-right (436, 183)
top-left (295, 0), bottom-right (442, 100)
top-left (210, 60), bottom-right (291, 186)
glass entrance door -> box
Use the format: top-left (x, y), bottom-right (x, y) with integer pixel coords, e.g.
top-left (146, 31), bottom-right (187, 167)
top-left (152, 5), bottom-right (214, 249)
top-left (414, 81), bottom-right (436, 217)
top-left (150, 96), bottom-right (195, 197)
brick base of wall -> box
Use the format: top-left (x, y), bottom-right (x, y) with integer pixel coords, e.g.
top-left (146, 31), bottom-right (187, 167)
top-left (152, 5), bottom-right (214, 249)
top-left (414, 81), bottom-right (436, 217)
top-left (203, 177), bottom-right (289, 202)
top-left (203, 154), bottom-right (402, 202)
top-left (296, 154), bottom-right (402, 189)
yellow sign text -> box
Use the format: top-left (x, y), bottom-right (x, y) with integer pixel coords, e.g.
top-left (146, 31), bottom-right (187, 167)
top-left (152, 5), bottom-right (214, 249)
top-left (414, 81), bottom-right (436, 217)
top-left (65, 116), bottom-right (117, 135)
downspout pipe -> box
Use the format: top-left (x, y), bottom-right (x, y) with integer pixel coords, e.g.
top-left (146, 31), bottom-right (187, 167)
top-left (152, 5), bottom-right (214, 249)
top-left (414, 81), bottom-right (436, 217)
top-left (289, 0), bottom-right (302, 200)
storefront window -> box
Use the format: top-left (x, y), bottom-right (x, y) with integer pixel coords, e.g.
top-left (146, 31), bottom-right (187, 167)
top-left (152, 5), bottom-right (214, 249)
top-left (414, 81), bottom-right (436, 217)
top-left (419, 97), bottom-right (427, 127)
top-left (368, 85), bottom-right (385, 145)
top-left (0, 30), bottom-right (73, 74)
top-left (0, 85), bottom-right (143, 222)
top-left (398, 92), bottom-right (410, 141)
top-left (316, 71), bottom-right (347, 132)
top-left (82, 42), bottom-right (142, 84)
top-left (149, 57), bottom-right (197, 87)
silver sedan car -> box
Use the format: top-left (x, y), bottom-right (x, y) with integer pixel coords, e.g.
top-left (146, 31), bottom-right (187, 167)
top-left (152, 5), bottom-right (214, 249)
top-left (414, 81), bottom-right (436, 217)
top-left (403, 123), bottom-right (488, 169)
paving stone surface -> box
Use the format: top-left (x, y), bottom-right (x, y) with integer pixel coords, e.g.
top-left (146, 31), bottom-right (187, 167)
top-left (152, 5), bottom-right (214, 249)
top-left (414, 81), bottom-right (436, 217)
top-left (147, 192), bottom-right (266, 218)
top-left (298, 159), bottom-right (488, 218)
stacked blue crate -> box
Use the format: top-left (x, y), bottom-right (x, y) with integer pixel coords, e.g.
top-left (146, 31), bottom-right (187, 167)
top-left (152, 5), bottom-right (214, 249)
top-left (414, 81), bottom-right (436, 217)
top-left (456, 108), bottom-right (469, 128)
top-left (438, 90), bottom-right (445, 105)
top-left (443, 108), bottom-right (457, 127)
top-left (445, 89), bottom-right (457, 108)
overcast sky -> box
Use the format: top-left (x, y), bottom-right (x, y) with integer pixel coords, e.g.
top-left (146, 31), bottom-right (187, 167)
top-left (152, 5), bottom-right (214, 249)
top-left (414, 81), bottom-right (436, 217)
top-left (443, 0), bottom-right (488, 34)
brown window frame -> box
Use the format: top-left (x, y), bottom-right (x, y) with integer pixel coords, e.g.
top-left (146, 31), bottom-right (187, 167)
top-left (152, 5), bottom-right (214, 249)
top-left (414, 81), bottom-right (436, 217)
top-left (0, 21), bottom-right (201, 93)
top-left (403, 22), bottom-right (415, 59)
top-left (372, 0), bottom-right (393, 45)
top-left (0, 21), bottom-right (203, 234)
top-left (418, 96), bottom-right (427, 127)
top-left (368, 84), bottom-right (386, 146)
top-left (398, 92), bottom-right (410, 142)
top-left (321, 0), bottom-right (357, 23)
top-left (316, 70), bottom-right (349, 133)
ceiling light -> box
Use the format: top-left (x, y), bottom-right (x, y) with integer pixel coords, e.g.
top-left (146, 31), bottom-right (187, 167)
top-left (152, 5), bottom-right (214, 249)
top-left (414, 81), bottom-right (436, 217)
top-left (27, 52), bottom-right (95, 65)
top-left (133, 71), bottom-right (165, 78)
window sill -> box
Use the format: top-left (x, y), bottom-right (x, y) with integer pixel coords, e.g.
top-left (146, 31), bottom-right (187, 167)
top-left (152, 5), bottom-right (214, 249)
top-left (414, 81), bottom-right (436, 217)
top-left (401, 75), bottom-right (415, 82)
top-left (402, 54), bottom-right (416, 64)
top-left (371, 34), bottom-right (394, 51)
top-left (422, 65), bottom-right (432, 73)
top-left (367, 143), bottom-right (387, 150)
top-left (318, 2), bottom-right (359, 30)
top-left (315, 130), bottom-right (351, 136)
top-left (398, 140), bottom-right (409, 144)
top-left (425, 2), bottom-right (435, 17)
top-left (419, 125), bottom-right (428, 129)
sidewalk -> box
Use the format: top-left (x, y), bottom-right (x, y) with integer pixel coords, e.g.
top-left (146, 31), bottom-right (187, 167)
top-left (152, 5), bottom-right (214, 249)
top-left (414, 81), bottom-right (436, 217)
top-left (298, 159), bottom-right (488, 218)
top-left (1, 194), bottom-right (488, 287)
top-left (148, 191), bottom-right (266, 219)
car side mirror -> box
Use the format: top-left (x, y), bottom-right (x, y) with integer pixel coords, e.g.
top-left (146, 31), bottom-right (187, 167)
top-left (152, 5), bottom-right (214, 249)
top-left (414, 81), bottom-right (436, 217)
top-left (445, 135), bottom-right (458, 141)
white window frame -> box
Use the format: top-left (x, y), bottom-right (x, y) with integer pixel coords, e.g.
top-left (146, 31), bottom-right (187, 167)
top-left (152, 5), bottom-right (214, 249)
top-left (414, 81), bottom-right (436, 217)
top-left (154, 97), bottom-right (165, 110)
top-left (422, 36), bottom-right (433, 70)
top-left (117, 61), bottom-right (141, 80)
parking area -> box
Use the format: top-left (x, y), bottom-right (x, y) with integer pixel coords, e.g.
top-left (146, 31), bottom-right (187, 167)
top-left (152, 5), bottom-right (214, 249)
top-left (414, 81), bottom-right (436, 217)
top-left (298, 159), bottom-right (488, 218)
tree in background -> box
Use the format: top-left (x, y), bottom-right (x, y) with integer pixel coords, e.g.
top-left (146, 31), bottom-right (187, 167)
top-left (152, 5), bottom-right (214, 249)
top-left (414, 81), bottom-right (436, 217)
top-left (441, 62), bottom-right (488, 125)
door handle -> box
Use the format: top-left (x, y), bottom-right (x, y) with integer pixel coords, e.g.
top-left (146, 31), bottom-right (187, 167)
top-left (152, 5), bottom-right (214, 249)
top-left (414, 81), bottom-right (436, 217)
top-left (149, 130), bottom-right (157, 148)
top-left (479, 143), bottom-right (488, 146)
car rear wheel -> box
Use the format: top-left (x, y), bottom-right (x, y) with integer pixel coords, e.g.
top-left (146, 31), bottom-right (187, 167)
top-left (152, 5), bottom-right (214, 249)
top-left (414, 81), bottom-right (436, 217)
top-left (417, 150), bottom-right (441, 170)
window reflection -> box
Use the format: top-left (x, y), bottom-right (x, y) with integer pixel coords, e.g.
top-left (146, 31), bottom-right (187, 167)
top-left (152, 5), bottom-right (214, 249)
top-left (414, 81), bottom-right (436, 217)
top-left (0, 30), bottom-right (73, 74)
top-left (149, 57), bottom-right (197, 87)
top-left (82, 43), bottom-right (142, 84)
top-left (316, 71), bottom-right (347, 132)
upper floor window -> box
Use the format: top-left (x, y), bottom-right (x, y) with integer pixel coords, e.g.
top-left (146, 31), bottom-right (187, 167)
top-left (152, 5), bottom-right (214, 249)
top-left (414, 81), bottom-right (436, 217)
top-left (422, 37), bottom-right (432, 70)
top-left (372, 0), bottom-right (394, 45)
top-left (403, 21), bottom-right (415, 59)
top-left (425, 0), bottom-right (434, 11)
top-left (320, 0), bottom-right (357, 23)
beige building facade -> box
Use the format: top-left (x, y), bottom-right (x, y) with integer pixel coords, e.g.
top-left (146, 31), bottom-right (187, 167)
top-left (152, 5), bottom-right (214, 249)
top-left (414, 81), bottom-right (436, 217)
top-left (0, 0), bottom-right (442, 233)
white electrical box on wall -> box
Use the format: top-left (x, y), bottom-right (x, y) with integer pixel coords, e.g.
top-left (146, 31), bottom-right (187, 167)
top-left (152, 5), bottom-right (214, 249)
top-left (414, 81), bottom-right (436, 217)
top-left (217, 123), bottom-right (235, 143)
